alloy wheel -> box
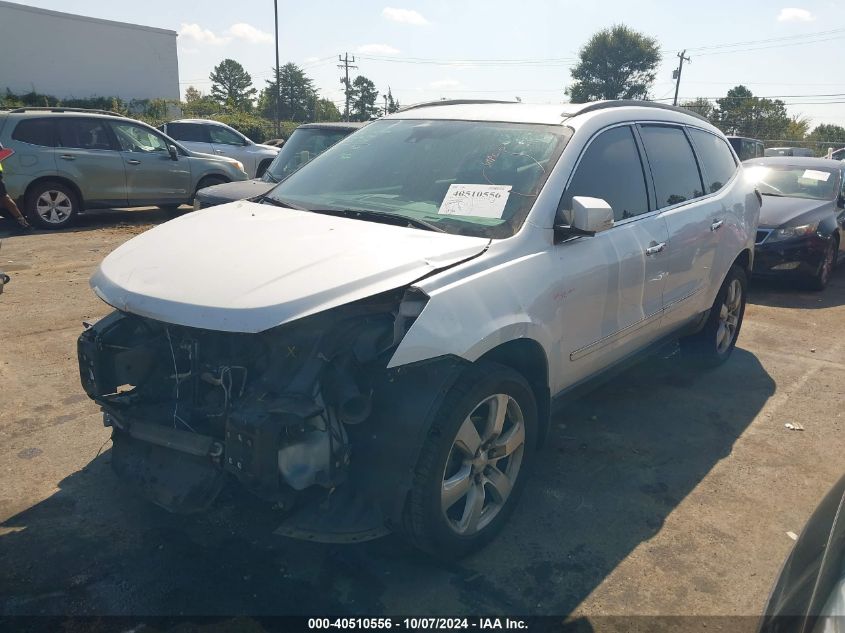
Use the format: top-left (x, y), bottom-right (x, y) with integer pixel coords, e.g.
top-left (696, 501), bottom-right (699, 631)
top-left (441, 393), bottom-right (525, 536)
top-left (716, 278), bottom-right (742, 354)
top-left (35, 190), bottom-right (73, 225)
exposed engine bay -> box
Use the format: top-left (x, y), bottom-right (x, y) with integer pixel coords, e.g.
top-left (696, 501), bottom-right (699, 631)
top-left (77, 286), bottom-right (433, 537)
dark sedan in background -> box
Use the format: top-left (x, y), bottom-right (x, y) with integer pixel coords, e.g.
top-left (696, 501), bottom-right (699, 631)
top-left (194, 121), bottom-right (365, 210)
top-left (747, 157), bottom-right (845, 290)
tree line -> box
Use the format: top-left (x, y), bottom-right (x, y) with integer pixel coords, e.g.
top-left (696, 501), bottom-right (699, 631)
top-left (566, 25), bottom-right (845, 153)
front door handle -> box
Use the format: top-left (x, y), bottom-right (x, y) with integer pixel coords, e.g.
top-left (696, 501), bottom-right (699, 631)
top-left (711, 219), bottom-right (724, 231)
top-left (59, 154), bottom-right (75, 161)
top-left (126, 159), bottom-right (141, 165)
top-left (214, 149), bottom-right (224, 154)
top-left (645, 242), bottom-right (666, 256)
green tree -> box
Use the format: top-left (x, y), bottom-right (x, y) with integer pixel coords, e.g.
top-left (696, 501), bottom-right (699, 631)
top-left (350, 75), bottom-right (379, 121)
top-left (260, 63), bottom-right (316, 122)
top-left (714, 85), bottom-right (790, 139)
top-left (566, 25), bottom-right (661, 102)
top-left (385, 87), bottom-right (400, 114)
top-left (316, 98), bottom-right (342, 122)
top-left (680, 97), bottom-right (715, 121)
top-left (783, 115), bottom-right (810, 142)
top-left (808, 124), bottom-right (845, 145)
top-left (184, 86), bottom-right (202, 103)
top-left (209, 58), bottom-right (257, 110)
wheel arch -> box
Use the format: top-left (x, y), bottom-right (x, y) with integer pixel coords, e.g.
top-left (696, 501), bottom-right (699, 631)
top-left (734, 247), bottom-right (753, 276)
top-left (476, 337), bottom-right (551, 444)
top-left (24, 176), bottom-right (84, 210)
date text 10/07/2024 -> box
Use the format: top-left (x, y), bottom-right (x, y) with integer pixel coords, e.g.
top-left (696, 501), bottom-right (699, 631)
top-left (307, 618), bottom-right (529, 630)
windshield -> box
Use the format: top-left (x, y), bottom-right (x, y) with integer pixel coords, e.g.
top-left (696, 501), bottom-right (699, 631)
top-left (263, 127), bottom-right (353, 182)
top-left (747, 164), bottom-right (838, 201)
top-left (266, 119), bottom-right (571, 238)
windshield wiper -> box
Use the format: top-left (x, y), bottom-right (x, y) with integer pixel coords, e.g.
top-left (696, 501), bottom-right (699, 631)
top-left (263, 173), bottom-right (280, 183)
top-left (259, 196), bottom-right (307, 210)
top-left (761, 192), bottom-right (784, 197)
top-left (308, 208), bottom-right (447, 233)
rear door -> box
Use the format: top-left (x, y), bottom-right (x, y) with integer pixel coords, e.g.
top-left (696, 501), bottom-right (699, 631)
top-left (163, 122), bottom-right (214, 155)
top-left (109, 120), bottom-right (192, 206)
top-left (55, 117), bottom-right (127, 206)
top-left (639, 124), bottom-right (733, 330)
top-left (552, 124), bottom-right (670, 389)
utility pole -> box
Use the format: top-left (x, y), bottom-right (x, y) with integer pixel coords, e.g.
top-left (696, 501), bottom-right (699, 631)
top-left (273, 0), bottom-right (280, 136)
top-left (672, 50), bottom-right (690, 107)
top-left (337, 53), bottom-right (357, 121)
top-left (383, 93), bottom-right (388, 116)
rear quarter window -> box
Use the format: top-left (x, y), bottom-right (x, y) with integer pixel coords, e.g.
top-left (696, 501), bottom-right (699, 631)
top-left (11, 118), bottom-right (56, 147)
top-left (689, 129), bottom-right (737, 194)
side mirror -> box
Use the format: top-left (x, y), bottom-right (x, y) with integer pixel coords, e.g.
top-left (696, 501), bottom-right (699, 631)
top-left (167, 144), bottom-right (178, 161)
top-left (554, 196), bottom-right (615, 240)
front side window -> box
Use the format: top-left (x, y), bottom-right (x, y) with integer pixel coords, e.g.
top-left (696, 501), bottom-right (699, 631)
top-left (689, 128), bottom-right (737, 194)
top-left (110, 122), bottom-right (169, 153)
top-left (559, 125), bottom-right (649, 221)
top-left (11, 118), bottom-right (57, 147)
top-left (57, 118), bottom-right (114, 151)
top-left (166, 122), bottom-right (209, 143)
top-left (639, 125), bottom-right (705, 208)
top-left (209, 125), bottom-right (245, 146)
top-left (266, 119), bottom-right (571, 239)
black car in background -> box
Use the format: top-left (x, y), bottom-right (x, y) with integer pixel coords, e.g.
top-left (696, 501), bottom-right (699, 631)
top-left (747, 157), bottom-right (845, 290)
top-left (193, 122), bottom-right (366, 210)
top-left (727, 135), bottom-right (765, 161)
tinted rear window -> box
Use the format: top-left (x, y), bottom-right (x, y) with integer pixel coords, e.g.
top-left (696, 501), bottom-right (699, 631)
top-left (57, 118), bottom-right (115, 150)
top-left (639, 125), bottom-right (704, 208)
top-left (12, 118), bottom-right (56, 147)
top-left (689, 129), bottom-right (737, 194)
top-left (166, 122), bottom-right (209, 143)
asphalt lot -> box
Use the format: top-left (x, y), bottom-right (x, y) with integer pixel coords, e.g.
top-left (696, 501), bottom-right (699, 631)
top-left (1, 208), bottom-right (843, 625)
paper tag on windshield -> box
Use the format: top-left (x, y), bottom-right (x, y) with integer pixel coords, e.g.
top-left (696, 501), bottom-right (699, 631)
top-left (802, 169), bottom-right (830, 181)
top-left (438, 184), bottom-right (511, 219)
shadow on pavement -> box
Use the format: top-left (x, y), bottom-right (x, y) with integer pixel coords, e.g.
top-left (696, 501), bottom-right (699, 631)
top-left (0, 349), bottom-right (774, 619)
top-left (0, 206), bottom-right (188, 238)
top-left (748, 265), bottom-right (845, 309)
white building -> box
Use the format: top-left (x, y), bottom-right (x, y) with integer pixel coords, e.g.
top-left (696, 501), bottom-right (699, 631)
top-left (0, 1), bottom-right (179, 103)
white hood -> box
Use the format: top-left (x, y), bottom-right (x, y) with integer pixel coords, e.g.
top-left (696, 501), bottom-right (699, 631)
top-left (91, 201), bottom-right (489, 333)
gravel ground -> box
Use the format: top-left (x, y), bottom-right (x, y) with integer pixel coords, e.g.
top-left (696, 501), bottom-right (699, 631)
top-left (0, 208), bottom-right (843, 627)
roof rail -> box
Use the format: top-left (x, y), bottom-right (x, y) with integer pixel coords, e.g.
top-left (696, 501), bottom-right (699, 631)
top-left (560, 100), bottom-right (710, 124)
top-left (6, 106), bottom-right (127, 117)
top-left (397, 99), bottom-right (518, 112)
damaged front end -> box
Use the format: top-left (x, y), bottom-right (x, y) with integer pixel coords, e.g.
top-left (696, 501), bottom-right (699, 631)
top-left (77, 286), bottom-right (436, 541)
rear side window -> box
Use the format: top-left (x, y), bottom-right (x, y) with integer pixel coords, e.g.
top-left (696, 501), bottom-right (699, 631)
top-left (166, 123), bottom-right (209, 143)
top-left (11, 118), bottom-right (56, 147)
top-left (57, 118), bottom-right (115, 150)
top-left (639, 125), bottom-right (704, 208)
top-left (559, 125), bottom-right (649, 221)
top-left (689, 129), bottom-right (737, 194)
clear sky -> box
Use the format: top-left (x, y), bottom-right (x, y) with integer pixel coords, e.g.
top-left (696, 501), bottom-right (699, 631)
top-left (19, 0), bottom-right (845, 132)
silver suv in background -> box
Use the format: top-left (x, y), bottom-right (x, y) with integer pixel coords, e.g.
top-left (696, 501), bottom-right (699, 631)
top-left (159, 119), bottom-right (279, 178)
top-left (0, 108), bottom-right (248, 229)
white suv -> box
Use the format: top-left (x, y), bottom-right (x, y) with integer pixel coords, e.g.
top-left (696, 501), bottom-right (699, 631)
top-left (79, 100), bottom-right (760, 557)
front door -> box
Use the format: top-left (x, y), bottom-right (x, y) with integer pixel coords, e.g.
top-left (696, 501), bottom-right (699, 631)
top-left (552, 124), bottom-right (670, 391)
top-left (109, 121), bottom-right (192, 206)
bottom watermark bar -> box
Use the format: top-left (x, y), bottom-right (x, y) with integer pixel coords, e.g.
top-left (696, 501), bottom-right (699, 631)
top-left (0, 615), bottom-right (835, 633)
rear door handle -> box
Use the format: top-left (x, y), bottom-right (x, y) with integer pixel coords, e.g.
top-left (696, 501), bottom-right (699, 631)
top-left (126, 159), bottom-right (141, 165)
top-left (711, 219), bottom-right (724, 231)
top-left (645, 242), bottom-right (666, 256)
top-left (59, 154), bottom-right (75, 161)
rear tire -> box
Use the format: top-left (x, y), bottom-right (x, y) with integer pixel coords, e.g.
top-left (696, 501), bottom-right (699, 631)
top-left (402, 362), bottom-right (537, 558)
top-left (26, 181), bottom-right (79, 229)
top-left (680, 265), bottom-right (747, 368)
top-left (807, 238), bottom-right (837, 291)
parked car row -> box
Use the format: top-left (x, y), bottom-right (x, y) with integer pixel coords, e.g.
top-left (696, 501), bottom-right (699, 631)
top-left (0, 107), bottom-right (249, 228)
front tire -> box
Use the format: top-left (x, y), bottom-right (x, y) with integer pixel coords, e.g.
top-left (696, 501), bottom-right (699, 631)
top-left (681, 264), bottom-right (747, 368)
top-left (403, 362), bottom-right (537, 558)
top-left (808, 239), bottom-right (837, 291)
top-left (26, 181), bottom-right (79, 229)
